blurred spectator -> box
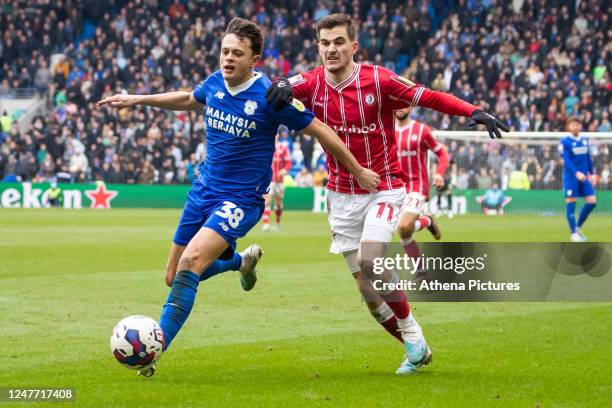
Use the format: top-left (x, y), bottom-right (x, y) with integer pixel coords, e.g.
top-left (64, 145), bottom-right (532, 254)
top-left (69, 149), bottom-right (89, 181)
top-left (34, 59), bottom-right (51, 98)
top-left (312, 164), bottom-right (329, 187)
top-left (298, 133), bottom-right (315, 172)
top-left (476, 167), bottom-right (492, 189)
top-left (296, 167), bottom-right (313, 187)
top-left (104, 160), bottom-right (127, 184)
top-left (456, 168), bottom-right (469, 190)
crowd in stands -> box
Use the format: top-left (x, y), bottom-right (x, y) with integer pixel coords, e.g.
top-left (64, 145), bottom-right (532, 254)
top-left (0, 0), bottom-right (609, 190)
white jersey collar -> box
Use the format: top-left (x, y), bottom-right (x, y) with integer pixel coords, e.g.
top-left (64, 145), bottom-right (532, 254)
top-left (224, 71), bottom-right (262, 96)
top-left (396, 120), bottom-right (414, 132)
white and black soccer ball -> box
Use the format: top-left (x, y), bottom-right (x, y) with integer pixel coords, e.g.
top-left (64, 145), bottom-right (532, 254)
top-left (110, 315), bottom-right (164, 369)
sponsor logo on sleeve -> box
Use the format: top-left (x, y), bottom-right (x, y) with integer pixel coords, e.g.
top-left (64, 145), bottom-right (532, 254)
top-left (288, 74), bottom-right (304, 85)
top-left (290, 98), bottom-right (305, 112)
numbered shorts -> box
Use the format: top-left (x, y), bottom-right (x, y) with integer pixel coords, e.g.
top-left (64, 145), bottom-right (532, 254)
top-left (173, 179), bottom-right (264, 259)
top-left (327, 188), bottom-right (405, 254)
top-left (401, 192), bottom-right (427, 215)
top-left (564, 179), bottom-right (595, 198)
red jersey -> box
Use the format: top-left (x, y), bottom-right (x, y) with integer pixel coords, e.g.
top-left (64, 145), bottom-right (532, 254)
top-left (290, 64), bottom-right (477, 194)
top-left (271, 142), bottom-right (292, 183)
top-left (395, 120), bottom-right (448, 197)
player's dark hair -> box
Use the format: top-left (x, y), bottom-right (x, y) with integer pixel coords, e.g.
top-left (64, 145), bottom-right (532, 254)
top-left (315, 13), bottom-right (356, 41)
top-left (224, 17), bottom-right (263, 56)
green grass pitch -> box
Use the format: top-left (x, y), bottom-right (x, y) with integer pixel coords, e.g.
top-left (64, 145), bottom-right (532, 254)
top-left (1, 209), bottom-right (611, 407)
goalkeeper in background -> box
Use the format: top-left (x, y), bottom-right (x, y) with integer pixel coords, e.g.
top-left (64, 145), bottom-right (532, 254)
top-left (559, 117), bottom-right (597, 242)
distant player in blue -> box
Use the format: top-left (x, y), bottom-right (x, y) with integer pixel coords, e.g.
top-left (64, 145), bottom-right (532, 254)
top-left (98, 18), bottom-right (379, 376)
top-left (559, 117), bottom-right (597, 242)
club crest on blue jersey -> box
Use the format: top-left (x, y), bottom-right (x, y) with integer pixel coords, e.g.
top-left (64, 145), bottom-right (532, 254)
top-left (244, 100), bottom-right (257, 115)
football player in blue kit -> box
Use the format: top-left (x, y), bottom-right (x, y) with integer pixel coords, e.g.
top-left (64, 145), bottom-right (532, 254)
top-left (98, 17), bottom-right (379, 376)
top-left (559, 117), bottom-right (597, 242)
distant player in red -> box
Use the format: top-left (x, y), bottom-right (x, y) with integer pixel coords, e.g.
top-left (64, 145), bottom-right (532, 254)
top-left (266, 14), bottom-right (507, 375)
top-left (395, 107), bottom-right (449, 271)
top-left (263, 133), bottom-right (292, 231)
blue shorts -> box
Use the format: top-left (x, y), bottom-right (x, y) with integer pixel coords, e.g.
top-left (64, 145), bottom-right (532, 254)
top-left (563, 178), bottom-right (595, 198)
top-left (173, 179), bottom-right (265, 259)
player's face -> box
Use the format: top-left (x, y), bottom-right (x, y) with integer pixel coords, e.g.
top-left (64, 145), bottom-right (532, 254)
top-left (220, 34), bottom-right (260, 86)
top-left (568, 121), bottom-right (582, 136)
top-left (395, 108), bottom-right (411, 121)
top-left (317, 26), bottom-right (357, 73)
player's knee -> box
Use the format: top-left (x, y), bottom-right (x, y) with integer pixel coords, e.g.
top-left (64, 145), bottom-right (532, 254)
top-left (353, 271), bottom-right (375, 295)
top-left (177, 252), bottom-right (203, 273)
top-left (397, 221), bottom-right (415, 239)
top-left (358, 257), bottom-right (373, 277)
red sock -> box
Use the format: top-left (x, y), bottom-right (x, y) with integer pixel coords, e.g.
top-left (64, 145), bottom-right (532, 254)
top-left (370, 303), bottom-right (403, 342)
top-left (262, 209), bottom-right (270, 225)
top-left (402, 239), bottom-right (420, 259)
top-left (380, 289), bottom-right (410, 319)
top-left (275, 207), bottom-right (282, 223)
top-left (380, 315), bottom-right (403, 342)
top-left (415, 216), bottom-right (431, 231)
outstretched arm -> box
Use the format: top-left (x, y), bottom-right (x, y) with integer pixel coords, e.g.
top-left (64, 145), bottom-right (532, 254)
top-left (380, 68), bottom-right (509, 139)
top-left (97, 91), bottom-right (202, 111)
top-left (303, 118), bottom-right (381, 192)
top-left (415, 89), bottom-right (509, 139)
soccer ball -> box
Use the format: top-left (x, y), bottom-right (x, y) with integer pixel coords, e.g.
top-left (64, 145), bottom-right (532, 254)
top-left (110, 315), bottom-right (164, 369)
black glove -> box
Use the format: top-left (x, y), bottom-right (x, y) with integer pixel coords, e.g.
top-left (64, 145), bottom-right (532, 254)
top-left (469, 109), bottom-right (509, 139)
top-left (265, 77), bottom-right (293, 111)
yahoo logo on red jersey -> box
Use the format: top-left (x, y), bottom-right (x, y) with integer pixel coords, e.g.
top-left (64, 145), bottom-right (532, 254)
top-left (332, 123), bottom-right (377, 135)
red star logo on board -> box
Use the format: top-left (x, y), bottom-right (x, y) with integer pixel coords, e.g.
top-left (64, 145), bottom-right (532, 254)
top-left (85, 183), bottom-right (118, 209)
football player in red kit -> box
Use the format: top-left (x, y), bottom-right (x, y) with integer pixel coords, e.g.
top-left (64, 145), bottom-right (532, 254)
top-left (263, 133), bottom-right (293, 231)
top-left (266, 14), bottom-right (507, 374)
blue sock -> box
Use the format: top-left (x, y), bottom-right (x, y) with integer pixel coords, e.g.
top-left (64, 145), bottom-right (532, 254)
top-left (159, 270), bottom-right (199, 350)
top-left (199, 253), bottom-right (242, 282)
top-left (566, 202), bottom-right (577, 233)
top-left (577, 203), bottom-right (596, 228)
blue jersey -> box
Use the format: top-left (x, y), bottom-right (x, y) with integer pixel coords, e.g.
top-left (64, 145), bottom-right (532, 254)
top-left (559, 135), bottom-right (593, 180)
top-left (193, 70), bottom-right (314, 194)
top-left (483, 189), bottom-right (504, 206)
